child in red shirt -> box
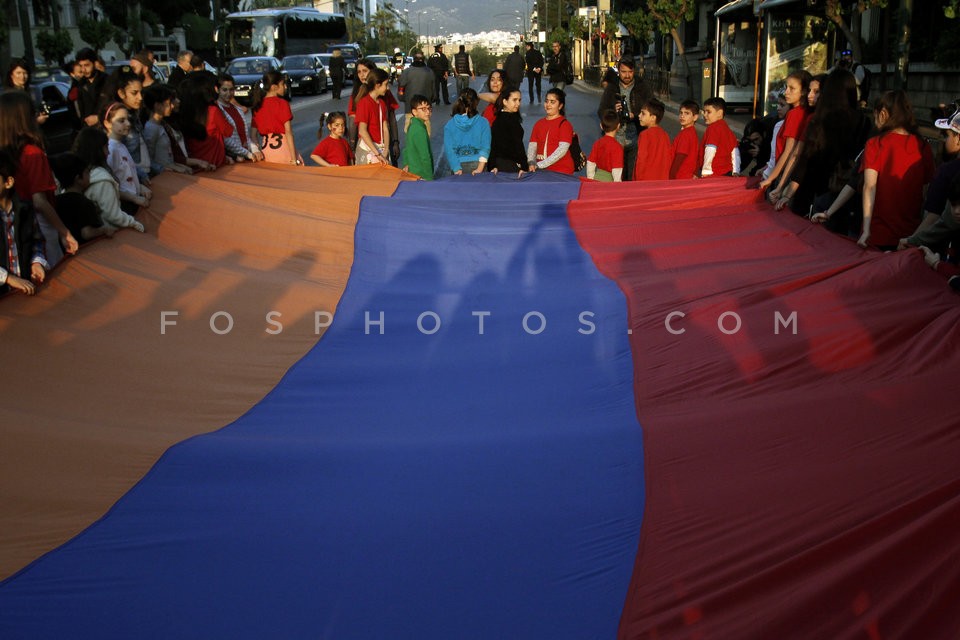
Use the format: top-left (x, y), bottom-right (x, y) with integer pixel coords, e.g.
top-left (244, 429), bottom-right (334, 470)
top-left (633, 99), bottom-right (671, 181)
top-left (859, 90), bottom-right (936, 249)
top-left (587, 110), bottom-right (624, 181)
top-left (671, 99), bottom-right (700, 179)
top-left (698, 97), bottom-right (739, 177)
top-left (759, 70), bottom-right (812, 194)
top-left (251, 70), bottom-right (300, 165)
top-left (311, 112), bottom-right (353, 167)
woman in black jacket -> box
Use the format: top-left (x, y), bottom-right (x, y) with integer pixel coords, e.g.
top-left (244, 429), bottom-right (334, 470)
top-left (489, 88), bottom-right (527, 174)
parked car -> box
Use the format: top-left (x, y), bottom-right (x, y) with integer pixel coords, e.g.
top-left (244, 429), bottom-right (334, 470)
top-left (367, 55), bottom-right (392, 76)
top-left (225, 56), bottom-right (285, 105)
top-left (30, 81), bottom-right (75, 155)
top-left (281, 55), bottom-right (328, 95)
top-left (31, 66), bottom-right (72, 84)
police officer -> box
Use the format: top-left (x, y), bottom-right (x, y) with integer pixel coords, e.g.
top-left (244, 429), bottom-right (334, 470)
top-left (427, 44), bottom-right (451, 105)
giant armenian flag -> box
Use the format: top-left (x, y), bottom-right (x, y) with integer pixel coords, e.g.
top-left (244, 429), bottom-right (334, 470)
top-left (1, 165), bottom-right (958, 639)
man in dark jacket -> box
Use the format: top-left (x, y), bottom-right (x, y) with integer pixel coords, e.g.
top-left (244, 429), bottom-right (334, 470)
top-left (166, 50), bottom-right (193, 90)
top-left (427, 44), bottom-right (451, 105)
top-left (399, 52), bottom-right (436, 115)
top-left (524, 42), bottom-right (544, 104)
top-left (75, 48), bottom-right (108, 127)
top-left (452, 44), bottom-right (474, 97)
top-left (328, 49), bottom-right (347, 100)
top-left (597, 55), bottom-right (653, 181)
top-left (545, 41), bottom-right (569, 90)
top-left (503, 45), bottom-right (526, 89)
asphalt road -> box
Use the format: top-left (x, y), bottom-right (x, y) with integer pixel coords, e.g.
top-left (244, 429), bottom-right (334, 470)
top-left (284, 77), bottom-right (688, 176)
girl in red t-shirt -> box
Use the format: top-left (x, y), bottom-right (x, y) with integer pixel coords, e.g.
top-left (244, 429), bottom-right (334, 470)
top-left (176, 71), bottom-right (233, 169)
top-left (251, 71), bottom-right (300, 165)
top-left (311, 112), bottom-right (353, 167)
top-left (527, 87), bottom-right (574, 174)
top-left (859, 90), bottom-right (936, 250)
top-left (354, 68), bottom-right (391, 165)
top-left (0, 90), bottom-right (78, 263)
top-left (759, 70), bottom-right (812, 196)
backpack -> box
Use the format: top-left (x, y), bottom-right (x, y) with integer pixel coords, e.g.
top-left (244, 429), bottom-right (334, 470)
top-left (562, 118), bottom-right (586, 172)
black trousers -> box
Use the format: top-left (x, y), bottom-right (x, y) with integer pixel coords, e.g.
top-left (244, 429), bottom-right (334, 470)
top-left (434, 73), bottom-right (450, 104)
top-left (527, 74), bottom-right (542, 102)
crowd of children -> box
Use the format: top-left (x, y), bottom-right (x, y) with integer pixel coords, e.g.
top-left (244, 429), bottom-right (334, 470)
top-left (2, 50), bottom-right (958, 298)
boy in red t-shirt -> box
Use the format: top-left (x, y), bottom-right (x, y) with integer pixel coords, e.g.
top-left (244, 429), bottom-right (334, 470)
top-left (633, 99), bottom-right (672, 181)
top-left (671, 99), bottom-right (700, 179)
top-left (587, 110), bottom-right (624, 181)
top-left (698, 97), bottom-right (739, 178)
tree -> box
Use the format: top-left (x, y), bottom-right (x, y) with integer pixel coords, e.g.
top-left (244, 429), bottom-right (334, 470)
top-left (645, 0), bottom-right (697, 98)
top-left (79, 17), bottom-right (117, 54)
top-left (824, 0), bottom-right (888, 62)
top-left (36, 29), bottom-right (74, 65)
top-left (469, 45), bottom-right (496, 75)
top-left (618, 9), bottom-right (655, 55)
top-left (371, 8), bottom-right (397, 42)
top-left (346, 16), bottom-right (364, 44)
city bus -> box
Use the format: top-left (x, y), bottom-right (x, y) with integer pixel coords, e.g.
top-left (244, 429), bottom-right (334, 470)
top-left (220, 8), bottom-right (349, 60)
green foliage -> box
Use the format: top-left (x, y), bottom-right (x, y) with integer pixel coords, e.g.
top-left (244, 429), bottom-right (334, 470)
top-left (180, 13), bottom-right (214, 50)
top-left (645, 0), bottom-right (695, 34)
top-left (617, 9), bottom-right (654, 49)
top-left (469, 45), bottom-right (496, 75)
top-left (79, 17), bottom-right (117, 53)
top-left (140, 0), bottom-right (210, 30)
top-left (36, 29), bottom-right (74, 65)
top-left (346, 16), bottom-right (364, 44)
top-left (945, 0), bottom-right (959, 19)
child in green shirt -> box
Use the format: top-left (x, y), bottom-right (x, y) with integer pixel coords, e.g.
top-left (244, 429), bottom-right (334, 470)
top-left (401, 95), bottom-right (434, 180)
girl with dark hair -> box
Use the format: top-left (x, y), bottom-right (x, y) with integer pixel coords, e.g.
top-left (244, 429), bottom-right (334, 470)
top-left (807, 73), bottom-right (827, 109)
top-left (489, 88), bottom-right (526, 174)
top-left (354, 67), bottom-right (391, 165)
top-left (251, 70), bottom-right (300, 165)
top-left (527, 87), bottom-right (574, 174)
top-left (0, 91), bottom-right (77, 263)
top-left (176, 71), bottom-right (233, 169)
top-left (70, 127), bottom-right (144, 233)
top-left (110, 70), bottom-right (158, 180)
top-left (142, 84), bottom-right (194, 174)
top-left (477, 69), bottom-right (507, 126)
top-left (311, 111), bottom-right (353, 167)
top-left (443, 87), bottom-right (490, 175)
top-left (776, 69), bottom-right (872, 217)
top-left (856, 90), bottom-right (935, 249)
top-left (350, 60), bottom-right (400, 162)
top-left (759, 69), bottom-right (812, 196)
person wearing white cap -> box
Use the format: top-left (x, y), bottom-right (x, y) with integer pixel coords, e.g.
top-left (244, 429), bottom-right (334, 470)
top-left (898, 110), bottom-right (960, 251)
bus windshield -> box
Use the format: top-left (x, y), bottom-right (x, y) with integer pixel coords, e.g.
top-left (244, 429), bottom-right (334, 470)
top-left (225, 16), bottom-right (279, 57)
top-left (223, 10), bottom-right (347, 60)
